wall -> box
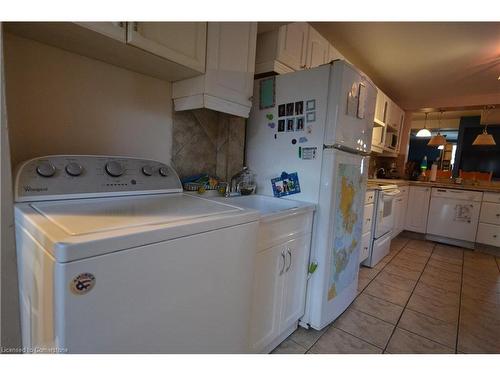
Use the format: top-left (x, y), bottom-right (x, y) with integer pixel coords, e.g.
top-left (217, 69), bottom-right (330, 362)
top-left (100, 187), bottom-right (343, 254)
top-left (454, 116), bottom-right (500, 179)
top-left (2, 33), bottom-right (177, 349)
top-left (172, 109), bottom-right (246, 182)
top-left (2, 34), bottom-right (248, 347)
top-left (4, 34), bottom-right (173, 168)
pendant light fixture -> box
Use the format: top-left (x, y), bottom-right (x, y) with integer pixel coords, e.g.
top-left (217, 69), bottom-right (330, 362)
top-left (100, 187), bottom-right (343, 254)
top-left (416, 112), bottom-right (432, 137)
top-left (473, 106), bottom-right (496, 146)
top-left (428, 110), bottom-right (447, 146)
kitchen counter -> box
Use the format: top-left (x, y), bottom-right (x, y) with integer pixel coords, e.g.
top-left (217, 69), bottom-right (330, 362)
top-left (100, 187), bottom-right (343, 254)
top-left (368, 178), bottom-right (500, 193)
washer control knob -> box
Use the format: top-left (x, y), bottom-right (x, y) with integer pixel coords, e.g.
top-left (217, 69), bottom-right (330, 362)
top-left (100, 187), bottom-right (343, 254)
top-left (36, 162), bottom-right (56, 177)
top-left (142, 165), bottom-right (153, 176)
top-left (105, 161), bottom-right (124, 177)
top-left (65, 162), bottom-right (83, 177)
top-left (159, 166), bottom-right (169, 177)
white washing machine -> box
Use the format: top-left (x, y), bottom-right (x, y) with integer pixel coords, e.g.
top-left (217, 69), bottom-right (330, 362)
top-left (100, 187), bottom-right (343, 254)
top-left (14, 155), bottom-right (259, 353)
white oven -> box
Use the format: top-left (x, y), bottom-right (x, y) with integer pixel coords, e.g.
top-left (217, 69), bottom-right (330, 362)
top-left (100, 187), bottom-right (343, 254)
top-left (374, 185), bottom-right (400, 238)
top-left (362, 184), bottom-right (400, 268)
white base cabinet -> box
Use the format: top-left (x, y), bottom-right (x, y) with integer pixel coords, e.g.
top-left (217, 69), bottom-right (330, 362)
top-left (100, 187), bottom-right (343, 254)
top-left (392, 186), bottom-right (408, 238)
top-left (250, 211), bottom-right (313, 353)
top-left (250, 235), bottom-right (311, 353)
top-left (173, 22), bottom-right (257, 118)
top-left (405, 186), bottom-right (431, 233)
top-left (476, 192), bottom-right (500, 247)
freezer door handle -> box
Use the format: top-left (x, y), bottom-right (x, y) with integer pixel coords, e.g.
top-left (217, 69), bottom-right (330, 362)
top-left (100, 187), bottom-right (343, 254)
top-left (285, 248), bottom-right (292, 273)
top-left (280, 250), bottom-right (286, 275)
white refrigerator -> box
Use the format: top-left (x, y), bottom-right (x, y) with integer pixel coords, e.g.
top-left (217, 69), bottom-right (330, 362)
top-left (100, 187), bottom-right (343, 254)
top-left (246, 60), bottom-right (377, 330)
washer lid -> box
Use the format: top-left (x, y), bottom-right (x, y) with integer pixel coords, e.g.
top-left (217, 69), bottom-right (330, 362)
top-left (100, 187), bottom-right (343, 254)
top-left (16, 193), bottom-right (259, 262)
top-left (30, 193), bottom-right (240, 236)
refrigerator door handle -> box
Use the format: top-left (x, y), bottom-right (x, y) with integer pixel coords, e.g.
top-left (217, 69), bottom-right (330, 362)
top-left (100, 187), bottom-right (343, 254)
top-left (324, 143), bottom-right (370, 156)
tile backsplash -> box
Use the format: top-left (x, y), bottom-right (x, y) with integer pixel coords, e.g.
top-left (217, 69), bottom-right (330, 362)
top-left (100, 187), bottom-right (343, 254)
top-left (171, 109), bottom-right (246, 182)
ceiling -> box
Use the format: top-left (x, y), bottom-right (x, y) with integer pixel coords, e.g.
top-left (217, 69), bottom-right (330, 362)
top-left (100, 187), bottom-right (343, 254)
top-left (311, 22), bottom-right (500, 111)
top-left (412, 110), bottom-right (481, 121)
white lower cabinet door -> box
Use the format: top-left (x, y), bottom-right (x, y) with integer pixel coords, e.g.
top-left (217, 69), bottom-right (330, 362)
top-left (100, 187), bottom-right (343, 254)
top-left (359, 231), bottom-right (371, 264)
top-left (250, 244), bottom-right (286, 353)
top-left (405, 186), bottom-right (431, 233)
top-left (392, 194), bottom-right (407, 238)
top-left (279, 235), bottom-right (311, 331)
top-left (476, 223), bottom-right (500, 247)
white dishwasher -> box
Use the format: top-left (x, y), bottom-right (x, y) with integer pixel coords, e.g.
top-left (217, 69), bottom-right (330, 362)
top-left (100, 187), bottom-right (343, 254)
top-left (426, 188), bottom-right (483, 245)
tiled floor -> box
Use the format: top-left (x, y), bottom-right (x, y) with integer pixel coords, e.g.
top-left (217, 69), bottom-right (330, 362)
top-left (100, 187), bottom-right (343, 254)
top-left (273, 234), bottom-right (500, 354)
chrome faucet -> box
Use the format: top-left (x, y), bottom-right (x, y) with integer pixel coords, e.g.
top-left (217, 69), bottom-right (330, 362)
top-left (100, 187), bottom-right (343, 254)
top-left (376, 168), bottom-right (386, 179)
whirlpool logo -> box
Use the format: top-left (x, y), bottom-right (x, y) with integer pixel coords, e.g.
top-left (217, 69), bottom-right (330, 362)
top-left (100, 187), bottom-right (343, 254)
top-left (23, 185), bottom-right (48, 192)
top-left (70, 273), bottom-right (96, 295)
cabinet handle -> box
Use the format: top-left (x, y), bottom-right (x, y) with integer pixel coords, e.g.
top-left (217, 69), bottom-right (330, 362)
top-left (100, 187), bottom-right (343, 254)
top-left (285, 248), bottom-right (292, 272)
top-left (493, 235), bottom-right (498, 238)
top-left (496, 214), bottom-right (500, 217)
top-left (280, 250), bottom-right (286, 275)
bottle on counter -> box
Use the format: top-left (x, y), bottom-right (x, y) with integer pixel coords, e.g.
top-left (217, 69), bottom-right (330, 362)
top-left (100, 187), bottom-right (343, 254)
top-left (420, 156), bottom-right (428, 177)
top-left (430, 163), bottom-right (438, 182)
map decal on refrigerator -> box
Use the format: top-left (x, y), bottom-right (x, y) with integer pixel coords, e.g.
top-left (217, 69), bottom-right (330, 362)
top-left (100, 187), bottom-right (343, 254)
top-left (328, 163), bottom-right (364, 301)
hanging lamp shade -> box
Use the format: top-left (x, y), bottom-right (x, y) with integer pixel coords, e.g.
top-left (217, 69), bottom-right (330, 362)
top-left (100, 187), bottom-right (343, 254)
top-left (473, 128), bottom-right (496, 146)
top-left (474, 106), bottom-right (497, 146)
top-left (428, 133), bottom-right (447, 146)
top-left (416, 128), bottom-right (432, 137)
top-left (416, 112), bottom-right (432, 137)
top-left (428, 111), bottom-right (447, 146)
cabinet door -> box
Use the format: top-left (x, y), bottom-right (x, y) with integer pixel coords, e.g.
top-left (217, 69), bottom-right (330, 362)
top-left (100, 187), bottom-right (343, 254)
top-left (76, 22), bottom-right (126, 42)
top-left (127, 22), bottom-right (206, 72)
top-left (305, 26), bottom-right (329, 69)
top-left (205, 22), bottom-right (257, 106)
top-left (359, 231), bottom-right (371, 264)
top-left (405, 186), bottom-right (431, 233)
top-left (276, 22), bottom-right (309, 70)
top-left (280, 235), bottom-right (311, 332)
top-left (396, 110), bottom-right (405, 153)
top-left (250, 245), bottom-right (286, 353)
top-left (327, 43), bottom-right (343, 63)
top-left (392, 195), bottom-right (406, 238)
top-left (374, 91), bottom-right (388, 125)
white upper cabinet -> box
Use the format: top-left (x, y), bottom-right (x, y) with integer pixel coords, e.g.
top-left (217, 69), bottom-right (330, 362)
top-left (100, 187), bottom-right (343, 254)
top-left (371, 87), bottom-right (405, 155)
top-left (327, 43), bottom-right (344, 63)
top-left (5, 22), bottom-right (207, 82)
top-left (76, 22), bottom-right (126, 42)
top-left (172, 22), bottom-right (258, 118)
top-left (127, 22), bottom-right (207, 73)
top-left (204, 22), bottom-right (257, 106)
top-left (386, 99), bottom-right (401, 130)
top-left (277, 22), bottom-right (309, 71)
top-left (255, 22), bottom-right (309, 74)
top-left (305, 26), bottom-right (329, 68)
top-left (374, 90), bottom-right (388, 126)
top-left (256, 23), bottom-right (341, 75)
